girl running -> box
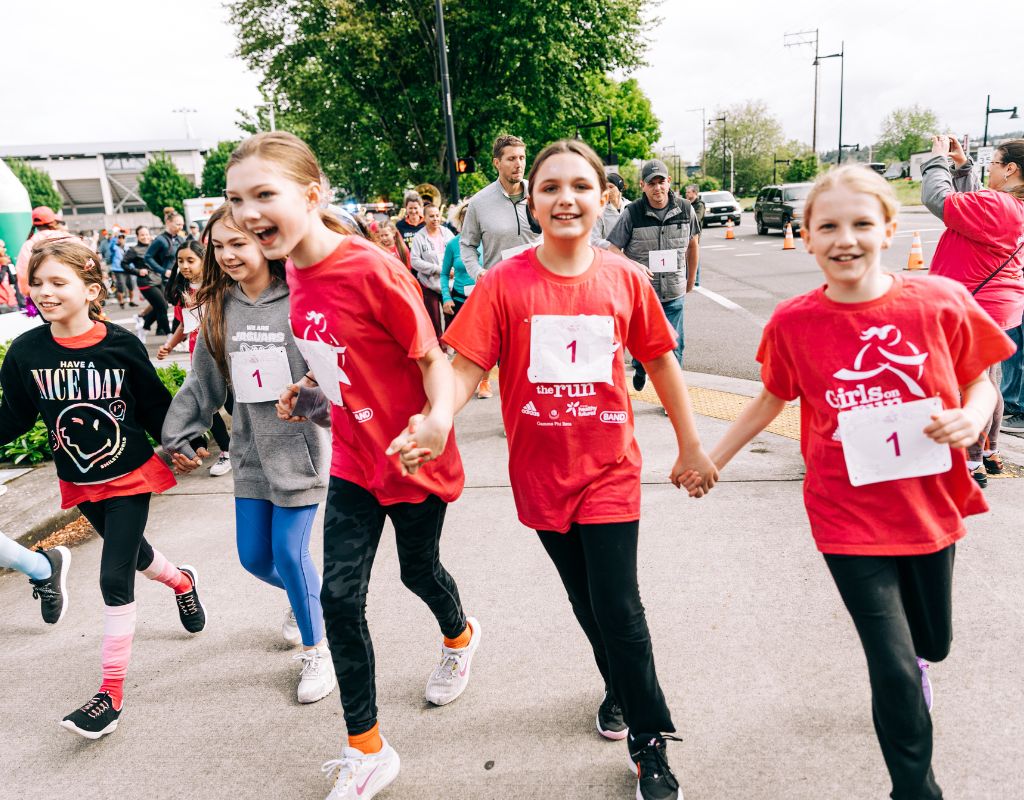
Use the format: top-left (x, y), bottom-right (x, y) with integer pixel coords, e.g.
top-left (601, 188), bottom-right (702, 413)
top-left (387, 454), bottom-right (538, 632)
top-left (162, 204), bottom-right (334, 704)
top-left (701, 166), bottom-right (1014, 799)
top-left (225, 131), bottom-right (479, 800)
top-left (401, 139), bottom-right (718, 800)
top-left (0, 238), bottom-right (206, 740)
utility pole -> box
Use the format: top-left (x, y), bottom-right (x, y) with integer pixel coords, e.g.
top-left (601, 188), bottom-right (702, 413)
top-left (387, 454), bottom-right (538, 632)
top-left (435, 0), bottom-right (460, 204)
top-left (784, 29), bottom-right (820, 154)
top-left (686, 107), bottom-right (706, 175)
top-left (815, 41), bottom-right (845, 164)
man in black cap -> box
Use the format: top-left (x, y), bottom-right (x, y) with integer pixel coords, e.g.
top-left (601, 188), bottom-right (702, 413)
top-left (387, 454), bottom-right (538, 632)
top-left (607, 159), bottom-right (700, 391)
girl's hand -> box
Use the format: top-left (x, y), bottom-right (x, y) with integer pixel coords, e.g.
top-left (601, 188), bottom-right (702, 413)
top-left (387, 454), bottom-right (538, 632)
top-left (386, 414), bottom-right (431, 476)
top-left (276, 383), bottom-right (306, 422)
top-left (930, 134), bottom-right (951, 158)
top-left (671, 447), bottom-right (719, 498)
top-left (157, 344), bottom-right (170, 360)
top-left (171, 447), bottom-right (209, 474)
top-left (924, 407), bottom-right (985, 449)
top-left (442, 300), bottom-right (455, 315)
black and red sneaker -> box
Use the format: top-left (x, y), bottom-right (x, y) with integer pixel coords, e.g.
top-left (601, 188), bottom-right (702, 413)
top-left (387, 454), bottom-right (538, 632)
top-left (629, 733), bottom-right (682, 800)
top-left (60, 691), bottom-right (120, 739)
top-left (174, 565), bottom-right (206, 633)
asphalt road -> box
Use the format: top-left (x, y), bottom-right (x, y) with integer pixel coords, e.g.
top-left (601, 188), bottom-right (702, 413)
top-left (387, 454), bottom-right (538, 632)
top-left (686, 208), bottom-right (947, 381)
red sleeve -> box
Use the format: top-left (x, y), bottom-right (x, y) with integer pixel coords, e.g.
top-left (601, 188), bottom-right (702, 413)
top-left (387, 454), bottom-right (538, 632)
top-left (625, 274), bottom-right (677, 363)
top-left (946, 284), bottom-right (1017, 384)
top-left (943, 190), bottom-right (1020, 248)
top-left (756, 316), bottom-right (800, 401)
top-left (173, 304), bottom-right (183, 323)
top-left (371, 261), bottom-right (439, 360)
top-left (442, 274), bottom-right (501, 371)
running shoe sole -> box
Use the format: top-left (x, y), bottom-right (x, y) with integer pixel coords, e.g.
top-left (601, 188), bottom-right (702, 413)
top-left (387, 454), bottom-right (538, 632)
top-left (596, 711), bottom-right (629, 740)
top-left (50, 546), bottom-right (71, 625)
top-left (60, 717), bottom-right (118, 740)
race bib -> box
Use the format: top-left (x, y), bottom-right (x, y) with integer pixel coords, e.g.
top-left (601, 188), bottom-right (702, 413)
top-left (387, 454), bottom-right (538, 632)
top-left (229, 347), bottom-right (294, 404)
top-left (648, 249), bottom-right (678, 273)
top-left (182, 305), bottom-right (202, 335)
top-left (463, 284), bottom-right (474, 296)
top-left (293, 336), bottom-right (344, 406)
top-left (527, 314), bottom-right (617, 385)
top-left (837, 397), bottom-right (952, 487)
top-left (501, 237), bottom-right (542, 261)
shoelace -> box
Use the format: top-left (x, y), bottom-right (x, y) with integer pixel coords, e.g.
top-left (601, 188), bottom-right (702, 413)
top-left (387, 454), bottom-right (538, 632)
top-left (633, 735), bottom-right (681, 789)
top-left (432, 652), bottom-right (462, 681)
top-left (81, 694), bottom-right (111, 719)
top-left (321, 754), bottom-right (362, 787)
top-left (176, 591), bottom-right (198, 616)
top-left (294, 650), bottom-right (322, 677)
top-left (31, 583), bottom-right (59, 601)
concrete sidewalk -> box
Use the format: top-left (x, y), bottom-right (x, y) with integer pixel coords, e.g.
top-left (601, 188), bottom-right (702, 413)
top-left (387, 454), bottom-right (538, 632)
top-left (0, 379), bottom-right (1021, 799)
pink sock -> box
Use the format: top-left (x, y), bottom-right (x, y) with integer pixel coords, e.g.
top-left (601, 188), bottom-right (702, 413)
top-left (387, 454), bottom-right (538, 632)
top-left (142, 549), bottom-right (192, 595)
top-left (99, 602), bottom-right (136, 710)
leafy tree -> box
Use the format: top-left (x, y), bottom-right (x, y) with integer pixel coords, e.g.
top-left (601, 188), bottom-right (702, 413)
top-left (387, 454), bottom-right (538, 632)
top-left (704, 100), bottom-right (785, 195)
top-left (689, 175), bottom-right (721, 192)
top-left (577, 77), bottom-right (660, 167)
top-left (5, 159), bottom-right (62, 213)
top-left (876, 105), bottom-right (940, 162)
top-left (200, 140), bottom-right (239, 197)
top-left (137, 153), bottom-right (197, 218)
top-left (228, 0), bottom-right (654, 201)
top-left (784, 153), bottom-right (820, 182)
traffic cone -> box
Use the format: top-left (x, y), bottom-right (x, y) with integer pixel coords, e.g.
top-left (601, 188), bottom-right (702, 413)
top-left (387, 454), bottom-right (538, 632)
top-left (905, 231), bottom-right (926, 271)
top-left (782, 222), bottom-right (796, 250)
top-left (725, 218), bottom-right (735, 240)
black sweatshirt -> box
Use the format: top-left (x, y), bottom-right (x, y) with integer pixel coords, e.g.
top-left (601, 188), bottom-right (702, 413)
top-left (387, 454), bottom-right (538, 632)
top-left (0, 323), bottom-right (172, 483)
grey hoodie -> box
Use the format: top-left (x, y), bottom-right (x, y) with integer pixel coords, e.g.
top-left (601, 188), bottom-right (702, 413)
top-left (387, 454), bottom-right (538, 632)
top-left (460, 178), bottom-right (541, 277)
top-left (162, 280), bottom-right (329, 507)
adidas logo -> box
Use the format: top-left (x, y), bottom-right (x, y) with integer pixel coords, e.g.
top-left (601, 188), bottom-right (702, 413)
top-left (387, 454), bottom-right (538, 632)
top-left (521, 401), bottom-right (540, 417)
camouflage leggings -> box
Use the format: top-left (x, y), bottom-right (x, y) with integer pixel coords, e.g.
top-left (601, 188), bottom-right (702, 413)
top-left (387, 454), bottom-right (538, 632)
top-left (321, 477), bottom-right (467, 735)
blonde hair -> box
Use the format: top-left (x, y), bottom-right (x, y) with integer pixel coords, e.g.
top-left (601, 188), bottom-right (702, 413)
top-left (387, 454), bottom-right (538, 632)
top-left (28, 239), bottom-right (108, 320)
top-left (803, 165), bottom-right (900, 226)
top-left (228, 131), bottom-right (321, 190)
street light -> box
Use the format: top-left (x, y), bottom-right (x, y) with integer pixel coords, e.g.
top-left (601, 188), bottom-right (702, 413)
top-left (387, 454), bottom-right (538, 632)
top-left (172, 107), bottom-right (197, 140)
top-left (710, 116), bottom-right (727, 189)
top-left (686, 107), bottom-right (706, 175)
top-left (840, 144), bottom-right (860, 162)
top-left (814, 41), bottom-right (844, 163)
top-left (773, 155), bottom-right (791, 184)
top-left (983, 94), bottom-right (1019, 147)
top-left (575, 117), bottom-right (615, 166)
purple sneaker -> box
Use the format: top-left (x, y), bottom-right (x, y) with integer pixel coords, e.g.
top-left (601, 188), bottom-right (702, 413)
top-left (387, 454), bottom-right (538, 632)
top-left (917, 658), bottom-right (933, 712)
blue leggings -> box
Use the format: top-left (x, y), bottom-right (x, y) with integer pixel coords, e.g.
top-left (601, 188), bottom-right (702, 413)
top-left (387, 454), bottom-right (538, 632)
top-left (235, 499), bottom-right (324, 646)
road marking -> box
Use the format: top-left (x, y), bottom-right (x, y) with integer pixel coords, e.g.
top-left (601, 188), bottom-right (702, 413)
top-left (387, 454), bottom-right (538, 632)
top-left (694, 286), bottom-right (766, 328)
top-left (734, 253), bottom-right (761, 257)
top-left (702, 245), bottom-right (729, 250)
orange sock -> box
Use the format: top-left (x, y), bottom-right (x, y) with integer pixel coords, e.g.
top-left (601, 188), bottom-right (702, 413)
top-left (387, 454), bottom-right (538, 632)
top-left (444, 621), bottom-right (472, 650)
top-left (348, 723), bottom-right (382, 754)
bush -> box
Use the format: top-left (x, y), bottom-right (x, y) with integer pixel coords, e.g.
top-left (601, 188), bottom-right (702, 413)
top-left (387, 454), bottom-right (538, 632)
top-left (690, 175), bottom-right (721, 192)
top-left (0, 340), bottom-right (52, 465)
top-left (156, 363), bottom-right (188, 397)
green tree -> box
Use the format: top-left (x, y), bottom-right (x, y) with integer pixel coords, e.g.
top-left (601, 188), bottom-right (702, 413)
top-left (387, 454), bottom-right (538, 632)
top-left (200, 140), bottom-right (239, 197)
top-left (137, 153), bottom-right (197, 218)
top-left (876, 105), bottom-right (940, 162)
top-left (228, 0), bottom-right (654, 201)
top-left (784, 153), bottom-right (820, 182)
top-left (5, 159), bottom-right (62, 212)
top-left (577, 77), bottom-right (660, 167)
top-left (704, 100), bottom-right (785, 195)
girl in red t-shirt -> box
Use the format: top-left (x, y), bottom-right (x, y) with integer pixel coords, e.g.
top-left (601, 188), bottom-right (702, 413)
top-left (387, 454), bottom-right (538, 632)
top-left (224, 131), bottom-right (477, 800)
top-left (398, 139), bottom-right (718, 800)
top-left (702, 166), bottom-right (1015, 800)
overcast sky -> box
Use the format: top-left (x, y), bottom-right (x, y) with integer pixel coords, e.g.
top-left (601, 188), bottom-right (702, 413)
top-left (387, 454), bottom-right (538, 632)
top-left (3, 0), bottom-right (1020, 163)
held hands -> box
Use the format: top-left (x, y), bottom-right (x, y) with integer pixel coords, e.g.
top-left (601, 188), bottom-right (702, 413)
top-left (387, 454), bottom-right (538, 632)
top-left (157, 342), bottom-right (171, 360)
top-left (385, 412), bottom-right (450, 477)
top-left (442, 300), bottom-right (455, 315)
top-left (171, 447), bottom-right (209, 474)
top-left (276, 383), bottom-right (307, 422)
top-left (671, 445), bottom-right (720, 498)
top-left (924, 406), bottom-right (986, 449)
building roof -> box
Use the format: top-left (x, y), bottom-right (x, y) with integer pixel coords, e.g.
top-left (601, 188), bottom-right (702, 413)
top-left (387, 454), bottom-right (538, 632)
top-left (0, 139), bottom-right (212, 159)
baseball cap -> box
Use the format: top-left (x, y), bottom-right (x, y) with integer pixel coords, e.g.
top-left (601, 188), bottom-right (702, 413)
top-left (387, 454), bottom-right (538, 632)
top-left (31, 206), bottom-right (57, 227)
top-left (606, 173), bottom-right (625, 192)
top-left (641, 160), bottom-right (670, 182)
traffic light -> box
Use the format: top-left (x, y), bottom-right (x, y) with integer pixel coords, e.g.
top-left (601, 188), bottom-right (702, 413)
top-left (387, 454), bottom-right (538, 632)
top-left (455, 156), bottom-right (476, 174)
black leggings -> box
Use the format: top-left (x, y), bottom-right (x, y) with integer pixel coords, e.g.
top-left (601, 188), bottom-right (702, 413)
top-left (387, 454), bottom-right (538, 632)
top-left (824, 545), bottom-right (954, 800)
top-left (140, 285), bottom-right (170, 335)
top-left (209, 392), bottom-right (234, 453)
top-left (320, 477), bottom-right (467, 735)
top-left (78, 493), bottom-right (155, 607)
top-left (537, 521), bottom-right (674, 737)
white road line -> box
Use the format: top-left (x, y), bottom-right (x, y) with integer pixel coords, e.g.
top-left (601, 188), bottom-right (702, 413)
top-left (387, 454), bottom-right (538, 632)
top-left (734, 253), bottom-right (761, 257)
top-left (702, 245), bottom-right (729, 250)
top-left (694, 286), bottom-right (767, 328)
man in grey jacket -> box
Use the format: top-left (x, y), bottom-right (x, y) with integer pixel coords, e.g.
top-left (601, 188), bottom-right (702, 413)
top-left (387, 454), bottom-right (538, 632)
top-left (608, 159), bottom-right (700, 391)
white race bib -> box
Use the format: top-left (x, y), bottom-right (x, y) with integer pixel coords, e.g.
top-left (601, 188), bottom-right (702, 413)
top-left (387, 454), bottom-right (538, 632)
top-left (293, 336), bottom-right (344, 406)
top-left (501, 238), bottom-right (542, 261)
top-left (837, 397), bottom-right (952, 487)
top-left (648, 249), bottom-right (678, 273)
top-left (182, 305), bottom-right (202, 335)
top-left (463, 284), bottom-right (474, 296)
top-left (229, 347), bottom-right (294, 404)
top-left (527, 315), bottom-right (617, 385)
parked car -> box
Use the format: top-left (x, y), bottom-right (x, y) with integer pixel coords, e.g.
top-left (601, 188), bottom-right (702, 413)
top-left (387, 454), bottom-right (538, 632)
top-left (754, 183), bottom-right (813, 234)
top-left (699, 190), bottom-right (742, 227)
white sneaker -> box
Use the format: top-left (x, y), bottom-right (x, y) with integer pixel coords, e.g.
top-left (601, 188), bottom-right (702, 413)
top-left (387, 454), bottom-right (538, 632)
top-left (134, 315), bottom-right (147, 343)
top-left (295, 646), bottom-right (336, 704)
top-left (424, 616), bottom-right (480, 706)
top-left (282, 607), bottom-right (303, 646)
top-left (322, 736), bottom-right (400, 800)
top-left (209, 452), bottom-right (231, 477)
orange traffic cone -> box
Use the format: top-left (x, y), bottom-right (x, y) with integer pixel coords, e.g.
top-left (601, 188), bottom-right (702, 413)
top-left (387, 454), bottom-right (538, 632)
top-left (725, 218), bottom-right (735, 240)
top-left (905, 231), bottom-right (926, 271)
top-left (782, 222), bottom-right (796, 250)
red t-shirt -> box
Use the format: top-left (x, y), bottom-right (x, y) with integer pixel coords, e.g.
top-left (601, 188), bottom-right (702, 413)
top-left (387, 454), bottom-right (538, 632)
top-left (286, 236), bottom-right (464, 505)
top-left (53, 322), bottom-right (176, 509)
top-left (758, 273), bottom-right (1016, 555)
top-left (931, 189), bottom-right (1024, 329)
top-left (442, 247), bottom-right (676, 533)
top-left (172, 288), bottom-right (200, 355)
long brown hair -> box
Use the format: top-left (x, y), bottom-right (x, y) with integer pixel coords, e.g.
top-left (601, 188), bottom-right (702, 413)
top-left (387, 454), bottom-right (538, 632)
top-left (197, 204), bottom-right (286, 380)
top-left (28, 239), bottom-right (107, 321)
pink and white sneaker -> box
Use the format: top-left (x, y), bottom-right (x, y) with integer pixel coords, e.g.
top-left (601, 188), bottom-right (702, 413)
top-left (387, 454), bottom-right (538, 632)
top-left (322, 736), bottom-right (400, 800)
top-left (425, 616), bottom-right (481, 706)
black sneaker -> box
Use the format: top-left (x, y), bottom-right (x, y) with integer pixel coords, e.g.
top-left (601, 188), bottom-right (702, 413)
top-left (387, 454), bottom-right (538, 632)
top-left (596, 692), bottom-right (628, 740)
top-left (28, 546), bottom-right (71, 624)
top-left (60, 691), bottom-right (120, 739)
top-left (983, 451), bottom-right (1004, 475)
top-left (971, 464), bottom-right (988, 489)
top-left (999, 413), bottom-right (1024, 435)
top-left (174, 565), bottom-right (206, 633)
top-left (632, 370), bottom-right (647, 392)
top-left (630, 733), bottom-right (682, 800)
